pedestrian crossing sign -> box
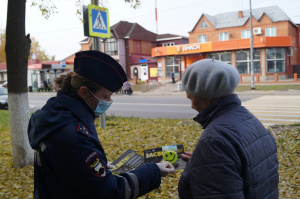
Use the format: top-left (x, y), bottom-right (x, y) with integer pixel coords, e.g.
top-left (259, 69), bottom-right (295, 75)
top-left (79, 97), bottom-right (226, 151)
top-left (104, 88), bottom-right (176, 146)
top-left (88, 4), bottom-right (110, 38)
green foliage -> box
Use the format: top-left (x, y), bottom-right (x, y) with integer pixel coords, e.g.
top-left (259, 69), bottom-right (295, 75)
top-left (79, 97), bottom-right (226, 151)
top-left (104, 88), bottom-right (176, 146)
top-left (124, 0), bottom-right (141, 8)
top-left (30, 1), bottom-right (58, 20)
top-left (29, 37), bottom-right (55, 61)
top-left (0, 31), bottom-right (6, 63)
top-left (0, 30), bottom-right (55, 62)
top-left (0, 112), bottom-right (299, 198)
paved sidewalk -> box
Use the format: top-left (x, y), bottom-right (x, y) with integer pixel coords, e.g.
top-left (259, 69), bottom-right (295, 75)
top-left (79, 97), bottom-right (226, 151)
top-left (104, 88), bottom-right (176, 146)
top-left (133, 83), bottom-right (185, 96)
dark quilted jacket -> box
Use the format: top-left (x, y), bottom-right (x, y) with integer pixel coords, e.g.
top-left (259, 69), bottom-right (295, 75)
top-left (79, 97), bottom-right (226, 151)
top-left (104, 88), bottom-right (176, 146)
top-left (178, 94), bottom-right (279, 199)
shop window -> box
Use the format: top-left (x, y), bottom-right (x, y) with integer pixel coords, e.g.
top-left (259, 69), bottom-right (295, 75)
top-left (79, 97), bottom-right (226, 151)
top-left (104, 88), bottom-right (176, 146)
top-left (241, 30), bottom-right (251, 39)
top-left (219, 32), bottom-right (229, 41)
top-left (199, 19), bottom-right (209, 29)
top-left (208, 52), bottom-right (231, 64)
top-left (265, 27), bottom-right (276, 37)
top-left (162, 42), bottom-right (175, 47)
top-left (104, 37), bottom-right (118, 55)
top-left (236, 50), bottom-right (261, 74)
top-left (198, 35), bottom-right (207, 43)
top-left (166, 56), bottom-right (179, 77)
top-left (266, 48), bottom-right (285, 73)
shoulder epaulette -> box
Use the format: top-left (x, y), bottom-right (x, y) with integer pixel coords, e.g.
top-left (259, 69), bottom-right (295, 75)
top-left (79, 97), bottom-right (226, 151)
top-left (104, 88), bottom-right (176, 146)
top-left (77, 122), bottom-right (89, 137)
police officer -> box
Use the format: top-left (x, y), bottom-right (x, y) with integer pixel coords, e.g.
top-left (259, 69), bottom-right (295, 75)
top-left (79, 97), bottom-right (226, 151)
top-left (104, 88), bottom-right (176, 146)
top-left (28, 50), bottom-right (175, 199)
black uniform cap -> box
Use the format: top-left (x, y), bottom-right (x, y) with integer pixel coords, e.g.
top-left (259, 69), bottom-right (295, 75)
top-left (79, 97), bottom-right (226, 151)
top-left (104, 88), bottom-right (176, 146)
top-left (74, 50), bottom-right (127, 92)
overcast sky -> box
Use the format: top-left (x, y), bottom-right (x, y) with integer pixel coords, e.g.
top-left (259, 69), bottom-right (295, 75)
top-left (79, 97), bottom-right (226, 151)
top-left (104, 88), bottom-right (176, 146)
top-left (1, 0), bottom-right (300, 60)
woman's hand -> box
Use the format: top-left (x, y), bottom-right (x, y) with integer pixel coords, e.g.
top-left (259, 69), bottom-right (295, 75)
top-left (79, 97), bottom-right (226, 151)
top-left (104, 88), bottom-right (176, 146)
top-left (181, 152), bottom-right (192, 163)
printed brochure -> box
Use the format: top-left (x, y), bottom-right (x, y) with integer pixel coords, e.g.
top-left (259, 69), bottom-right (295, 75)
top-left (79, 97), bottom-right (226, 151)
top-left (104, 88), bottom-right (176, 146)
top-left (111, 144), bottom-right (186, 174)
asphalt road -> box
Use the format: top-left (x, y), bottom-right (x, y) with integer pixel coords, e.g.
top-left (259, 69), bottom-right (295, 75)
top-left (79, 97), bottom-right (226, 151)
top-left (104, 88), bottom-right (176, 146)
top-left (28, 89), bottom-right (300, 127)
top-left (28, 92), bottom-right (259, 119)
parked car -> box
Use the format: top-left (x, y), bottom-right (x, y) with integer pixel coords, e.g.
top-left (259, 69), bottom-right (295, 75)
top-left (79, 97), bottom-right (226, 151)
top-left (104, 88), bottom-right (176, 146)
top-left (1, 81), bottom-right (7, 88)
top-left (0, 86), bottom-right (8, 109)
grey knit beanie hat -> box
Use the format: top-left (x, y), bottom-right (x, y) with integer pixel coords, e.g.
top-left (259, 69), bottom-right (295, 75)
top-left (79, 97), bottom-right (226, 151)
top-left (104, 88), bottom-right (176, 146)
top-left (181, 58), bottom-right (240, 99)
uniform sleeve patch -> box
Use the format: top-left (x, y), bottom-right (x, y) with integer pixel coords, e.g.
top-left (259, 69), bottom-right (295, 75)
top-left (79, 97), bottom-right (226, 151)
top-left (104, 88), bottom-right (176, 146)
top-left (85, 151), bottom-right (106, 177)
top-left (77, 122), bottom-right (89, 137)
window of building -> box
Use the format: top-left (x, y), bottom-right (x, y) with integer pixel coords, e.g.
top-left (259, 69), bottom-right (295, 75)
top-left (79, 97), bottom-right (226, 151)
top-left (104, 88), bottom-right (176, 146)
top-left (166, 56), bottom-right (179, 77)
top-left (162, 42), bottom-right (175, 47)
top-left (0, 73), bottom-right (4, 81)
top-left (266, 48), bottom-right (285, 73)
top-left (236, 50), bottom-right (261, 74)
top-left (198, 35), bottom-right (207, 43)
top-left (265, 27), bottom-right (276, 37)
top-left (104, 37), bottom-right (118, 55)
top-left (241, 30), bottom-right (251, 39)
top-left (208, 52), bottom-right (231, 64)
top-left (199, 19), bottom-right (209, 29)
top-left (219, 32), bottom-right (229, 41)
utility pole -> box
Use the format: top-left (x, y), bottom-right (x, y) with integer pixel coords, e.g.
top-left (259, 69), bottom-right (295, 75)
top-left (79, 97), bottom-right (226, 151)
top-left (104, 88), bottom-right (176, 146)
top-left (91, 0), bottom-right (105, 129)
top-left (249, 0), bottom-right (255, 90)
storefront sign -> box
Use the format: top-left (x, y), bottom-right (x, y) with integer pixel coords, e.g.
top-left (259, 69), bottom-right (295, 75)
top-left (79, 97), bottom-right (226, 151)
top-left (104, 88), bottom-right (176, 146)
top-left (150, 68), bottom-right (158, 77)
top-left (139, 59), bottom-right (148, 63)
top-left (28, 64), bottom-right (42, 69)
top-left (152, 43), bottom-right (211, 57)
top-left (182, 45), bottom-right (200, 52)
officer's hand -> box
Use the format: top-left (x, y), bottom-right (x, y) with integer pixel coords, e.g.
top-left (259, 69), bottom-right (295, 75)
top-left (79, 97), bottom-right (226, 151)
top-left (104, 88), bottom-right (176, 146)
top-left (107, 162), bottom-right (115, 169)
top-left (156, 162), bottom-right (175, 177)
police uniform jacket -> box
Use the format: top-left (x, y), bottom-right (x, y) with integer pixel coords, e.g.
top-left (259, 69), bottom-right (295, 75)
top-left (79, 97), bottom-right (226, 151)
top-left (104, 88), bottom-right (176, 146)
top-left (28, 91), bottom-right (161, 199)
top-left (178, 94), bottom-right (279, 199)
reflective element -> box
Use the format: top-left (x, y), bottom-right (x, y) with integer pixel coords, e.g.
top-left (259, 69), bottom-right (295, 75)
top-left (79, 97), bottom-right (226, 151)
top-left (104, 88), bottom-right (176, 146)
top-left (163, 151), bottom-right (177, 164)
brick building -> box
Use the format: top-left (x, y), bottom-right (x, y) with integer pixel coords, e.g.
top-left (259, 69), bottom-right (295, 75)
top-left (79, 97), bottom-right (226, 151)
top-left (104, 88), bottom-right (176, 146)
top-left (152, 6), bottom-right (300, 83)
top-left (79, 22), bottom-right (188, 81)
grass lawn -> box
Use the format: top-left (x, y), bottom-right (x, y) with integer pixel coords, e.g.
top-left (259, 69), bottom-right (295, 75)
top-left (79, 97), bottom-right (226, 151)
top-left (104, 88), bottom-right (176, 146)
top-left (235, 84), bottom-right (300, 91)
top-left (0, 110), bottom-right (299, 198)
top-left (130, 83), bottom-right (300, 93)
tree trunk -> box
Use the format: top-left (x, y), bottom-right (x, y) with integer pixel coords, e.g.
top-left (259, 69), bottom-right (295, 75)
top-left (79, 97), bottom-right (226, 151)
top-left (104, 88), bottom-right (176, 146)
top-left (5, 0), bottom-right (33, 167)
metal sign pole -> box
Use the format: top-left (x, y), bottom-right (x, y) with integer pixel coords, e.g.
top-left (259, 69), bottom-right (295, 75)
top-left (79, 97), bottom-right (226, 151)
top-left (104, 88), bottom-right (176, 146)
top-left (91, 0), bottom-right (105, 129)
top-left (249, 0), bottom-right (255, 90)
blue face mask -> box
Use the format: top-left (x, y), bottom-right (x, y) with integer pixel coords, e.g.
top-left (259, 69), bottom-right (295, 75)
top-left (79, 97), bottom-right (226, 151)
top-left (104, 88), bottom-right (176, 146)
top-left (87, 89), bottom-right (113, 117)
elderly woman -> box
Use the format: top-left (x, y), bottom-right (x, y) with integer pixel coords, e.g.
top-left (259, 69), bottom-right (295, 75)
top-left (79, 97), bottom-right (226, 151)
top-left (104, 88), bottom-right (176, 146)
top-left (28, 50), bottom-right (174, 199)
top-left (178, 59), bottom-right (279, 199)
